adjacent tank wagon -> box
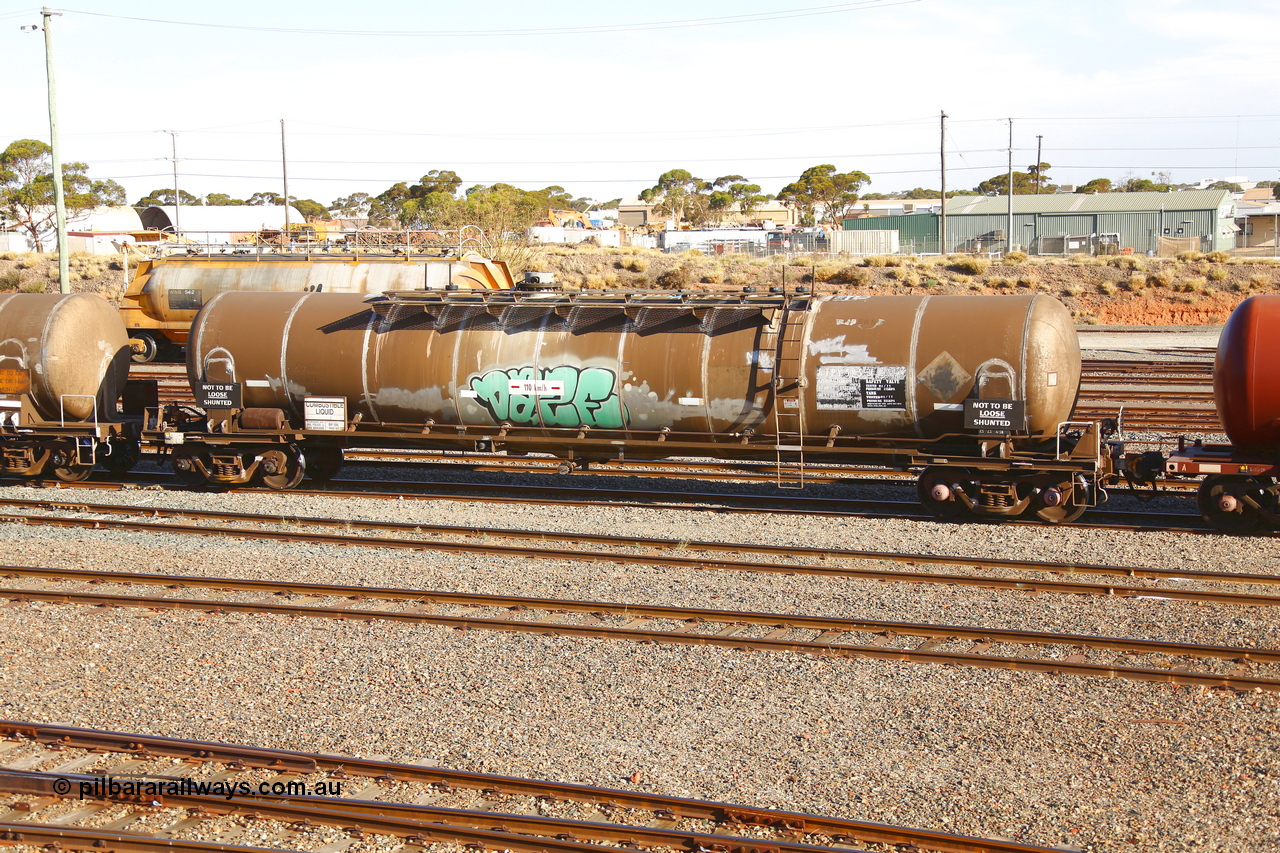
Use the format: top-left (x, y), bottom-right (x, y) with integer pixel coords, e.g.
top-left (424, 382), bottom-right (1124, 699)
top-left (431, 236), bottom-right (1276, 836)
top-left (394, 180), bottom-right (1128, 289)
top-left (151, 289), bottom-right (1119, 520)
top-left (0, 293), bottom-right (141, 480)
top-left (1162, 295), bottom-right (1280, 530)
top-left (120, 251), bottom-right (516, 363)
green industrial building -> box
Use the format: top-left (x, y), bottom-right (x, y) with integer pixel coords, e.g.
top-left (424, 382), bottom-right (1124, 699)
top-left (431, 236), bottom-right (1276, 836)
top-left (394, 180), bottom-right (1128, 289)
top-left (842, 190), bottom-right (1237, 255)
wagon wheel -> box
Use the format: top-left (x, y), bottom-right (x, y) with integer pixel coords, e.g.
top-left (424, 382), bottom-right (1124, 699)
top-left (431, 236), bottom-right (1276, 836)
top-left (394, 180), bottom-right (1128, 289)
top-left (99, 437), bottom-right (140, 475)
top-left (1029, 479), bottom-right (1087, 524)
top-left (171, 451), bottom-right (209, 487)
top-left (916, 466), bottom-right (972, 519)
top-left (304, 447), bottom-right (343, 483)
top-left (1197, 474), bottom-right (1275, 533)
top-left (49, 463), bottom-right (94, 483)
top-left (131, 332), bottom-right (160, 364)
top-left (259, 444), bottom-right (306, 491)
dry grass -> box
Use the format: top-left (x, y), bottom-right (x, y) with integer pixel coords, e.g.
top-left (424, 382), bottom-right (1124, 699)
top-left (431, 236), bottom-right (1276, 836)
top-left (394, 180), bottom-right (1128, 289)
top-left (948, 256), bottom-right (990, 274)
top-left (1097, 282), bottom-right (1118, 295)
top-left (1004, 250), bottom-right (1028, 263)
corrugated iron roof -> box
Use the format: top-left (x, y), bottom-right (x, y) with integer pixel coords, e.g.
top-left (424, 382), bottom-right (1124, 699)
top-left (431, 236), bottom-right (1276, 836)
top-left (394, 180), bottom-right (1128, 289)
top-left (944, 190), bottom-right (1232, 215)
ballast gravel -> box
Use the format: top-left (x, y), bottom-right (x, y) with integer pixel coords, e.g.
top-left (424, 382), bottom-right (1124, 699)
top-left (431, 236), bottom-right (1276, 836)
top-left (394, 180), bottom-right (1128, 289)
top-left (0, 467), bottom-right (1276, 853)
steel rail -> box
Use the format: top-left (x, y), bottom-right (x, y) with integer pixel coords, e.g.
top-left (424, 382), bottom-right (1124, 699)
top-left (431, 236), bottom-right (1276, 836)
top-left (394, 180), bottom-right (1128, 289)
top-left (4, 497), bottom-right (1276, 592)
top-left (1, 570), bottom-right (1276, 691)
top-left (0, 769), bottom-right (1059, 853)
top-left (0, 823), bottom-right (291, 853)
top-left (7, 564), bottom-right (1278, 663)
top-left (0, 728), bottom-right (1058, 853)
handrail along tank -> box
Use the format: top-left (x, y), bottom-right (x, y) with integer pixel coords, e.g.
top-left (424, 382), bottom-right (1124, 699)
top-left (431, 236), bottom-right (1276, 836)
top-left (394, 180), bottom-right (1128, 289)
top-left (186, 290), bottom-right (1079, 445)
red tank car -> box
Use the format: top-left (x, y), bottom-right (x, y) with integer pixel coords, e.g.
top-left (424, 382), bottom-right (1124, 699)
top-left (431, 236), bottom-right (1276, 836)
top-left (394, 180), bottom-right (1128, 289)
top-left (1214, 295), bottom-right (1280, 451)
top-left (1160, 295), bottom-right (1280, 531)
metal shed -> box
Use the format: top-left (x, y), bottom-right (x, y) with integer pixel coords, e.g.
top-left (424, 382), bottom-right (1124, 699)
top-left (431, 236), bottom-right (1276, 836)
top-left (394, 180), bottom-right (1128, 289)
top-left (843, 190), bottom-right (1235, 255)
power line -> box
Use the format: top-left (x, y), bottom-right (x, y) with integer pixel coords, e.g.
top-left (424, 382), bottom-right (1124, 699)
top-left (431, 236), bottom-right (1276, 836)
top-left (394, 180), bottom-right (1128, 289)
top-left (64, 1), bottom-right (918, 37)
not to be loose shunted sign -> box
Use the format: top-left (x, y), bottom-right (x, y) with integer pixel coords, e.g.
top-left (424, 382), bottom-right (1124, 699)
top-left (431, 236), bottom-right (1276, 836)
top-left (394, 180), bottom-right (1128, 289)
top-left (963, 399), bottom-right (1026, 435)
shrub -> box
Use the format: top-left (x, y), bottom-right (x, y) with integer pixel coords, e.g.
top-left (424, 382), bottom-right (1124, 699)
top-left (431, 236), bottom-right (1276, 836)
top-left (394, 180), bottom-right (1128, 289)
top-left (948, 256), bottom-right (990, 275)
top-left (698, 266), bottom-right (724, 284)
top-left (950, 274), bottom-right (971, 285)
top-left (1147, 269), bottom-right (1173, 287)
top-left (0, 252), bottom-right (16, 261)
top-left (987, 276), bottom-right (1012, 288)
top-left (583, 274), bottom-right (606, 289)
top-left (1015, 274), bottom-right (1040, 289)
top-left (19, 282), bottom-right (46, 293)
top-left (898, 271), bottom-right (922, 287)
top-left (1206, 250), bottom-right (1231, 263)
top-left (1176, 250), bottom-right (1204, 262)
top-left (832, 265), bottom-right (869, 285)
top-left (1207, 267), bottom-right (1228, 281)
top-left (727, 270), bottom-right (751, 287)
top-left (1107, 255), bottom-right (1144, 270)
top-left (1119, 273), bottom-right (1145, 292)
top-left (1061, 285), bottom-right (1083, 297)
top-left (1174, 277), bottom-right (1206, 293)
top-left (679, 249), bottom-right (704, 259)
top-left (0, 270), bottom-right (22, 291)
top-left (1097, 282), bottom-right (1118, 295)
top-left (1004, 250), bottom-right (1027, 263)
top-left (15, 254), bottom-right (41, 270)
top-left (812, 264), bottom-right (843, 283)
top-left (1249, 273), bottom-right (1271, 290)
top-left (623, 257), bottom-right (650, 273)
top-left (862, 255), bottom-right (890, 267)
top-left (655, 265), bottom-right (690, 289)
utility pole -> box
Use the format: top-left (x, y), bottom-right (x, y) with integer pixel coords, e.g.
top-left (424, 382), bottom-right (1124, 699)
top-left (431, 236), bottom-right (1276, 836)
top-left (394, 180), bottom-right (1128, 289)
top-left (34, 8), bottom-right (69, 293)
top-left (1006, 118), bottom-right (1014, 254)
top-left (163, 131), bottom-right (181, 240)
top-left (1035, 134), bottom-right (1043, 195)
top-left (281, 119), bottom-right (290, 249)
top-left (939, 110), bottom-right (947, 256)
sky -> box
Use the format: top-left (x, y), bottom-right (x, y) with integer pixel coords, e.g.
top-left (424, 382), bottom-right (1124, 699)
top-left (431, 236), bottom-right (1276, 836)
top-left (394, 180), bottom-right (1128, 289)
top-left (4, 0), bottom-right (1280, 208)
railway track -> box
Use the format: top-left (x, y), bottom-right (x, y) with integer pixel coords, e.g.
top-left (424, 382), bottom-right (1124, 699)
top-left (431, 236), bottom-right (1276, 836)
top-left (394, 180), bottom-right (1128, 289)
top-left (1, 497), bottom-right (1277, 602)
top-left (2, 566), bottom-right (1277, 690)
top-left (9, 466), bottom-right (1238, 536)
top-left (0, 722), bottom-right (1061, 853)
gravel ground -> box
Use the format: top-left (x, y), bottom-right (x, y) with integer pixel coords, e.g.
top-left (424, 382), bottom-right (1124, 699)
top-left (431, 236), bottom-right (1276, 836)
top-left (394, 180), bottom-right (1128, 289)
top-left (0, 468), bottom-right (1278, 853)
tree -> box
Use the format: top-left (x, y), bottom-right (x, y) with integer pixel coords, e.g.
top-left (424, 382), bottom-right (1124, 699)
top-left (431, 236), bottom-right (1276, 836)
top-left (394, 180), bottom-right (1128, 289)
top-left (706, 175), bottom-right (766, 224)
top-left (291, 198), bottom-right (328, 220)
top-left (0, 139), bottom-right (126, 251)
top-left (330, 192), bottom-right (372, 217)
top-left (1026, 161), bottom-right (1054, 193)
top-left (246, 191), bottom-right (285, 206)
top-left (640, 169), bottom-right (710, 228)
top-left (204, 193), bottom-right (245, 206)
top-left (776, 165), bottom-right (871, 227)
top-left (1207, 181), bottom-right (1243, 193)
top-left (903, 187), bottom-right (941, 199)
top-left (974, 169), bottom-right (1055, 195)
top-left (134, 188), bottom-right (201, 207)
top-left (1078, 178), bottom-right (1112, 194)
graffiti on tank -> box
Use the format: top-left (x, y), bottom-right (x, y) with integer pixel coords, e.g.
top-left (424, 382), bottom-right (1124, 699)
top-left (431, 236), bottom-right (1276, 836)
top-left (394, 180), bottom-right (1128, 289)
top-left (468, 366), bottom-right (627, 429)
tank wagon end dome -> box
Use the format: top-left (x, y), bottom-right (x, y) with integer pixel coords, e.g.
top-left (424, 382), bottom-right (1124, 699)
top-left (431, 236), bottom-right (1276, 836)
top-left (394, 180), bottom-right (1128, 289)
top-left (0, 293), bottom-right (131, 421)
top-left (1215, 294), bottom-right (1280, 451)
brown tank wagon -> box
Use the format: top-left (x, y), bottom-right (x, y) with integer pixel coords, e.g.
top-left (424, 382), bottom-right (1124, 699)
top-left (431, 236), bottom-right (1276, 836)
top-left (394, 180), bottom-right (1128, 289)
top-left (150, 289), bottom-right (1122, 521)
top-left (119, 251), bottom-right (516, 363)
top-left (0, 294), bottom-right (143, 480)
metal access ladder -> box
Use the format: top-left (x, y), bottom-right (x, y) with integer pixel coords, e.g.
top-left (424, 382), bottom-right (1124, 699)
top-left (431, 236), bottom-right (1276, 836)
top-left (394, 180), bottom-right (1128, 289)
top-left (772, 301), bottom-right (808, 488)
